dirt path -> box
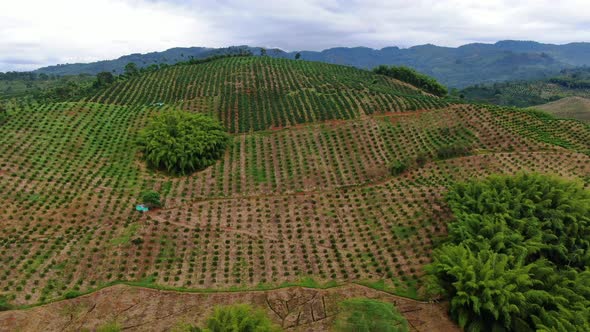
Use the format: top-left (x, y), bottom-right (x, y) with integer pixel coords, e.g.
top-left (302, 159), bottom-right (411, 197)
top-left (0, 283), bottom-right (457, 332)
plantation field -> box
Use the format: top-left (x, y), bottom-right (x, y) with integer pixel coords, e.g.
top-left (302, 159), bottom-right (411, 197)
top-left (0, 57), bottom-right (589, 329)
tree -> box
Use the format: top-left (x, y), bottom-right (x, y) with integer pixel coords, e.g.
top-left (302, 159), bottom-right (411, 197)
top-left (96, 71), bottom-right (115, 87)
top-left (260, 48), bottom-right (267, 57)
top-left (205, 304), bottom-right (280, 332)
top-left (373, 65), bottom-right (448, 97)
top-left (427, 174), bottom-right (590, 332)
top-left (124, 62), bottom-right (139, 77)
top-left (141, 190), bottom-right (162, 209)
top-left (295, 52), bottom-right (301, 60)
top-left (138, 111), bottom-right (230, 175)
top-left (333, 298), bottom-right (408, 332)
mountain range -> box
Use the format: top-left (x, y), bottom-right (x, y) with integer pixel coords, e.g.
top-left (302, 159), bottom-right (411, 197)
top-left (34, 40), bottom-right (590, 88)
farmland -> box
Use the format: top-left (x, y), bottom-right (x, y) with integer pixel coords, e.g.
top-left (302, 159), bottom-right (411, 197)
top-left (0, 56), bottom-right (589, 330)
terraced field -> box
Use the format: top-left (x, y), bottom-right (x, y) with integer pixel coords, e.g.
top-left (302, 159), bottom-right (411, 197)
top-left (0, 57), bottom-right (589, 331)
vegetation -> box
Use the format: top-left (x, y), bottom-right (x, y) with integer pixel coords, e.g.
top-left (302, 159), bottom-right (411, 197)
top-left (459, 67), bottom-right (590, 109)
top-left (333, 298), bottom-right (408, 332)
top-left (138, 111), bottom-right (230, 174)
top-left (373, 65), bottom-right (448, 97)
top-left (427, 173), bottom-right (590, 331)
top-left (0, 56), bottom-right (588, 323)
top-left (91, 56), bottom-right (448, 133)
top-left (205, 304), bottom-right (279, 332)
top-left (140, 190), bottom-right (162, 209)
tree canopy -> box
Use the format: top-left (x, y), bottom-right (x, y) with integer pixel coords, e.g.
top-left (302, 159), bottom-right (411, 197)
top-left (426, 173), bottom-right (590, 332)
top-left (373, 65), bottom-right (448, 97)
top-left (138, 111), bottom-right (230, 175)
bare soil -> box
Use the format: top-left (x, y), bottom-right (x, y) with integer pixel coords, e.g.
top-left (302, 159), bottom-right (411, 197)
top-left (0, 284), bottom-right (458, 332)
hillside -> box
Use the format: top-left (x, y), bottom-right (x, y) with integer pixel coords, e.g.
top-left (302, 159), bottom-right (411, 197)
top-left (531, 96), bottom-right (590, 123)
top-left (33, 40), bottom-right (590, 88)
top-left (0, 57), bottom-right (589, 331)
top-left (459, 67), bottom-right (590, 120)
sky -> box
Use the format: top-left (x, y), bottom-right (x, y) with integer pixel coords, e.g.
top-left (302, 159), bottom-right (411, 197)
top-left (1, 0), bottom-right (589, 71)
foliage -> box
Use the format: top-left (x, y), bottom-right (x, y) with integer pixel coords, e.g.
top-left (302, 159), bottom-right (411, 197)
top-left (0, 295), bottom-right (12, 311)
top-left (459, 67), bottom-right (590, 108)
top-left (427, 173), bottom-right (590, 331)
top-left (388, 159), bottom-right (408, 175)
top-left (205, 304), bottom-right (280, 332)
top-left (435, 143), bottom-right (472, 160)
top-left (95, 72), bottom-right (116, 88)
top-left (138, 111), bottom-right (230, 174)
top-left (333, 298), bottom-right (408, 332)
top-left (124, 62), bottom-right (139, 77)
top-left (140, 190), bottom-right (162, 209)
top-left (373, 65), bottom-right (448, 97)
top-left (0, 104), bottom-right (6, 124)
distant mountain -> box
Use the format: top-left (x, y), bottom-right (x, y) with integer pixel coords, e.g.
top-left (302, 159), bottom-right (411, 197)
top-left (34, 40), bottom-right (590, 88)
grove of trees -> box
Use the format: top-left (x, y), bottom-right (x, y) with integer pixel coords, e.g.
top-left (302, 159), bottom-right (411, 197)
top-left (427, 173), bottom-right (590, 331)
top-left (373, 65), bottom-right (448, 97)
top-left (138, 111), bottom-right (230, 175)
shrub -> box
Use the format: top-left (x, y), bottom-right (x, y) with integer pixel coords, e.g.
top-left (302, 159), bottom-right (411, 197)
top-left (64, 290), bottom-right (82, 299)
top-left (0, 295), bottom-right (12, 311)
top-left (435, 143), bottom-right (472, 160)
top-left (141, 190), bottom-right (162, 209)
top-left (138, 111), bottom-right (230, 175)
top-left (333, 298), bottom-right (408, 332)
top-left (427, 173), bottom-right (590, 332)
top-left (205, 304), bottom-right (280, 332)
top-left (388, 160), bottom-right (408, 175)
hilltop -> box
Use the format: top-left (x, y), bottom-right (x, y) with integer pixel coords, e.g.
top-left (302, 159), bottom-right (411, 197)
top-left (32, 40), bottom-right (590, 88)
top-left (0, 56), bottom-right (589, 331)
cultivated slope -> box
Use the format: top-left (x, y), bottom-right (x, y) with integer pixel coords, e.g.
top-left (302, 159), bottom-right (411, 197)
top-left (531, 96), bottom-right (590, 123)
top-left (0, 57), bottom-right (589, 331)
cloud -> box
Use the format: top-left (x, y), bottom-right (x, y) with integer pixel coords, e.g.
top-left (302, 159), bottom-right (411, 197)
top-left (0, 0), bottom-right (589, 71)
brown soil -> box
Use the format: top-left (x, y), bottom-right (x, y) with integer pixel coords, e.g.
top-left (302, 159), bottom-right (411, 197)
top-left (0, 284), bottom-right (457, 332)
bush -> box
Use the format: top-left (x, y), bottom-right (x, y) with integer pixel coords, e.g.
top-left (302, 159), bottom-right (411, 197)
top-left (333, 298), bottom-right (408, 332)
top-left (435, 143), bottom-right (472, 160)
top-left (388, 160), bottom-right (408, 175)
top-left (427, 173), bottom-right (590, 332)
top-left (205, 304), bottom-right (280, 332)
top-left (64, 290), bottom-right (82, 299)
top-left (141, 190), bottom-right (162, 209)
top-left (138, 111), bottom-right (230, 175)
top-left (373, 65), bottom-right (448, 97)
top-left (0, 295), bottom-right (12, 311)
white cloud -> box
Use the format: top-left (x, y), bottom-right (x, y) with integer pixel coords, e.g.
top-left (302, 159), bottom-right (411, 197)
top-left (0, 0), bottom-right (589, 71)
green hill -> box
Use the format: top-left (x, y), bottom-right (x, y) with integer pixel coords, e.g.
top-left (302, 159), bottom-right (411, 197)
top-left (459, 67), bottom-right (590, 112)
top-left (0, 56), bottom-right (589, 331)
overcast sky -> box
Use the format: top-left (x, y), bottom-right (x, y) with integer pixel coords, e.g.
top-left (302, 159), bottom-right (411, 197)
top-left (1, 0), bottom-right (589, 71)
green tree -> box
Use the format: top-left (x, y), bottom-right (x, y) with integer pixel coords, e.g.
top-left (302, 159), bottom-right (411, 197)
top-left (95, 71), bottom-right (115, 87)
top-left (260, 48), bottom-right (267, 57)
top-left (124, 62), bottom-right (139, 77)
top-left (427, 174), bottom-right (590, 332)
top-left (295, 52), bottom-right (301, 60)
top-left (333, 298), bottom-right (408, 332)
top-left (373, 65), bottom-right (448, 97)
top-left (138, 111), bottom-right (230, 175)
top-left (205, 304), bottom-right (280, 332)
top-left (141, 190), bottom-right (162, 208)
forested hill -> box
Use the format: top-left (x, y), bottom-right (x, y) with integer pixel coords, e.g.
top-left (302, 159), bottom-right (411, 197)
top-left (33, 40), bottom-right (590, 88)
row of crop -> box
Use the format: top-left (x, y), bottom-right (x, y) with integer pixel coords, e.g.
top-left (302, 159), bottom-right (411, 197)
top-left (87, 56), bottom-right (448, 133)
